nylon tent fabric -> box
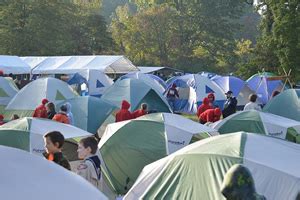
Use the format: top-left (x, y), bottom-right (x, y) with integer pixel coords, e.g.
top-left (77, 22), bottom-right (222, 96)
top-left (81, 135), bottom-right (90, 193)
top-left (0, 77), bottom-right (18, 109)
top-left (125, 132), bottom-right (300, 200)
top-left (263, 89), bottom-right (300, 122)
top-left (247, 72), bottom-right (284, 105)
top-left (98, 113), bottom-right (216, 195)
top-left (166, 74), bottom-right (226, 114)
top-left (120, 72), bottom-right (166, 94)
top-left (4, 77), bottom-right (78, 119)
top-left (101, 78), bottom-right (171, 112)
top-left (25, 55), bottom-right (138, 74)
top-left (211, 110), bottom-right (300, 143)
top-left (212, 76), bottom-right (256, 109)
top-left (0, 55), bottom-right (31, 74)
top-left (0, 117), bottom-right (92, 158)
top-left (56, 96), bottom-right (118, 134)
top-left (0, 145), bottom-right (108, 200)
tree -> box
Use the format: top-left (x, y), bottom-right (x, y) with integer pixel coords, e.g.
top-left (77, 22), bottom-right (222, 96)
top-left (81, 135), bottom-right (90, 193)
top-left (0, 0), bottom-right (114, 56)
top-left (252, 0), bottom-right (300, 81)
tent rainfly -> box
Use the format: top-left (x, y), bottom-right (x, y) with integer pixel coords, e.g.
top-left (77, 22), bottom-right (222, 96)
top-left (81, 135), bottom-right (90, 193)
top-left (22, 55), bottom-right (139, 74)
top-left (0, 55), bottom-right (31, 74)
top-left (211, 110), bottom-right (300, 143)
top-left (0, 117), bottom-right (92, 157)
top-left (124, 132), bottom-right (300, 200)
top-left (98, 113), bottom-right (217, 194)
top-left (0, 145), bottom-right (108, 200)
top-left (4, 77), bottom-right (78, 118)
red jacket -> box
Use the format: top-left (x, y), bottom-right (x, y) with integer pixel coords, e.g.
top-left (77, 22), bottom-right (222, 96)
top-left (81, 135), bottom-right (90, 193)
top-left (197, 97), bottom-right (213, 118)
top-left (33, 104), bottom-right (48, 118)
top-left (207, 93), bottom-right (215, 108)
top-left (132, 109), bottom-right (147, 118)
top-left (115, 100), bottom-right (133, 122)
top-left (199, 108), bottom-right (221, 123)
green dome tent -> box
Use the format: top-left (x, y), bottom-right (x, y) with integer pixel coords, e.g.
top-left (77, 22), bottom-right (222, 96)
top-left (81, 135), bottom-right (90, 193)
top-left (210, 110), bottom-right (300, 143)
top-left (4, 77), bottom-right (78, 119)
top-left (0, 117), bottom-right (92, 159)
top-left (98, 113), bottom-right (217, 194)
top-left (101, 78), bottom-right (171, 112)
top-left (0, 77), bottom-right (18, 113)
top-left (125, 132), bottom-right (300, 200)
top-left (263, 89), bottom-right (300, 122)
top-left (57, 96), bottom-right (118, 134)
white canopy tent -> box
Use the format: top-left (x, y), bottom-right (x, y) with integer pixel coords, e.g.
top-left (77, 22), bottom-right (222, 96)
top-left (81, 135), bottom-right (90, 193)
top-left (0, 55), bottom-right (31, 74)
top-left (22, 55), bottom-right (139, 74)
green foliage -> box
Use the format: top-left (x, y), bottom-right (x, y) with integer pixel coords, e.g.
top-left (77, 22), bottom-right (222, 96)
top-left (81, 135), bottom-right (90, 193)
top-left (111, 0), bottom-right (251, 74)
top-left (252, 0), bottom-right (300, 82)
top-left (0, 0), bottom-right (114, 56)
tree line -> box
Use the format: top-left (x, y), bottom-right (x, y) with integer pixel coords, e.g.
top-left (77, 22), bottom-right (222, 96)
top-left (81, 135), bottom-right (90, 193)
top-left (0, 0), bottom-right (299, 81)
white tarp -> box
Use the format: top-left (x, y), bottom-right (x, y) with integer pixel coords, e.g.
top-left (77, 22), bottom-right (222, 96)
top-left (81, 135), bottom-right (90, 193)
top-left (0, 145), bottom-right (108, 200)
top-left (138, 66), bottom-right (165, 74)
top-left (0, 55), bottom-right (31, 74)
top-left (23, 55), bottom-right (139, 74)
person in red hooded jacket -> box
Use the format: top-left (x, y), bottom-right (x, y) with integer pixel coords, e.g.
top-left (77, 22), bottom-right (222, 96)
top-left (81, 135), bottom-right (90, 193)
top-left (199, 108), bottom-right (222, 124)
top-left (197, 97), bottom-right (213, 119)
top-left (0, 114), bottom-right (5, 125)
top-left (132, 103), bottom-right (148, 119)
top-left (207, 93), bottom-right (216, 108)
top-left (33, 98), bottom-right (49, 118)
top-left (115, 100), bottom-right (133, 122)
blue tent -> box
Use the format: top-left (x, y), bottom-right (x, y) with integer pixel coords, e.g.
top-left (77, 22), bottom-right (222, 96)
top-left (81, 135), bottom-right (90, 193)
top-left (247, 72), bottom-right (284, 105)
top-left (212, 76), bottom-right (256, 109)
top-left (166, 74), bottom-right (226, 114)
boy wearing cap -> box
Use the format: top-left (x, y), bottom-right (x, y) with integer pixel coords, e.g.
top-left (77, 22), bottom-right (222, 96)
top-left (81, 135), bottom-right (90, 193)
top-left (222, 91), bottom-right (237, 118)
top-left (33, 99), bottom-right (49, 118)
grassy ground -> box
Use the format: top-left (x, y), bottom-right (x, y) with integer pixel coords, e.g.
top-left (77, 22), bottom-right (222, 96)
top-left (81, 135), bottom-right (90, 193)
top-left (181, 113), bottom-right (199, 122)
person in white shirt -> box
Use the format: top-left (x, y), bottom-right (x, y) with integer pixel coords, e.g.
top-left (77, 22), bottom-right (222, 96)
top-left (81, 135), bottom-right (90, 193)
top-left (244, 94), bottom-right (261, 111)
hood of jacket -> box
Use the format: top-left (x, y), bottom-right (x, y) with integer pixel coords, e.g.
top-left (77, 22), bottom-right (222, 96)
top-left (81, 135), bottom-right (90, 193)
top-left (121, 100), bottom-right (131, 110)
top-left (202, 97), bottom-right (210, 105)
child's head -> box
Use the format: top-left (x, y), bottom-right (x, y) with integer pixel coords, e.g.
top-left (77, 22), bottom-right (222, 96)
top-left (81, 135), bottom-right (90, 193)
top-left (43, 131), bottom-right (65, 153)
top-left (77, 137), bottom-right (98, 159)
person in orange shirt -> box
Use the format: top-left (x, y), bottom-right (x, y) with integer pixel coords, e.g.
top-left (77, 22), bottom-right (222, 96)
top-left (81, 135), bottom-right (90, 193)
top-left (197, 97), bottom-right (213, 120)
top-left (115, 100), bottom-right (133, 122)
top-left (199, 108), bottom-right (222, 124)
top-left (133, 103), bottom-right (148, 118)
top-left (52, 105), bottom-right (70, 124)
top-left (33, 99), bottom-right (49, 118)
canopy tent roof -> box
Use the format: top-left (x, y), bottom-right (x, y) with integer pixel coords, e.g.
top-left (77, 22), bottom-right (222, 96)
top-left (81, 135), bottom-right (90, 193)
top-left (22, 56), bottom-right (139, 74)
top-left (137, 66), bottom-right (165, 74)
top-left (0, 145), bottom-right (108, 200)
top-left (0, 55), bottom-right (31, 74)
